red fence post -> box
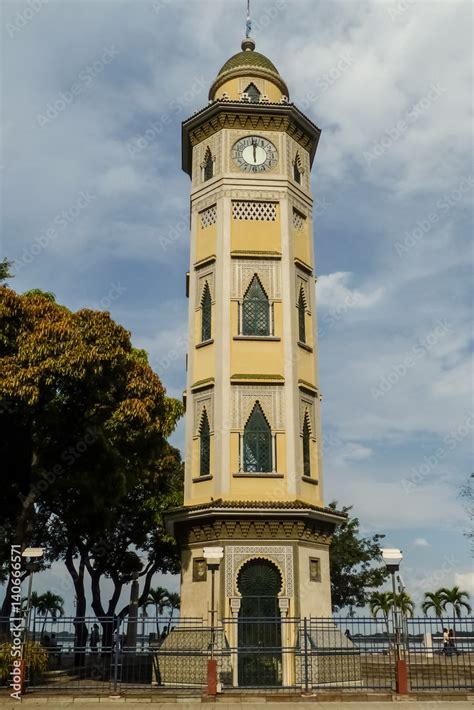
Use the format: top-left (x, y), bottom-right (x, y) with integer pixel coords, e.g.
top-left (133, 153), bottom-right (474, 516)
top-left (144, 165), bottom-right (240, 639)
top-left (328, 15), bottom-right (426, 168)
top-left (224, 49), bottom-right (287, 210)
top-left (207, 658), bottom-right (217, 696)
top-left (396, 658), bottom-right (409, 695)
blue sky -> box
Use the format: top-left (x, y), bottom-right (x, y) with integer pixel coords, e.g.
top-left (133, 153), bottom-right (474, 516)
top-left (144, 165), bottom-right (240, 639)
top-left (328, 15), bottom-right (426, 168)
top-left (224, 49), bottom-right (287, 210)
top-left (2, 0), bottom-right (472, 614)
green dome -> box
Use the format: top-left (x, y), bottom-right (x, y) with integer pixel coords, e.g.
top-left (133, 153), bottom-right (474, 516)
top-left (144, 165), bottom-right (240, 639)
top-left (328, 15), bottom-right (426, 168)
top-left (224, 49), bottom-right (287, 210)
top-left (218, 49), bottom-right (279, 77)
top-left (210, 38), bottom-right (289, 100)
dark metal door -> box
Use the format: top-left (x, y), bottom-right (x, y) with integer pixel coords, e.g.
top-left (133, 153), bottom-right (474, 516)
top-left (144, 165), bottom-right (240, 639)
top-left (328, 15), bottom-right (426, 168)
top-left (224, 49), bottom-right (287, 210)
top-left (237, 560), bottom-right (282, 687)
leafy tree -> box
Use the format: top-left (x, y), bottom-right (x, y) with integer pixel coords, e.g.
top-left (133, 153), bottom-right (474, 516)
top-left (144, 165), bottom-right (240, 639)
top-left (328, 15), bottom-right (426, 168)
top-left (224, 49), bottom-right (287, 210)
top-left (422, 591), bottom-right (444, 621)
top-left (0, 259), bottom-right (12, 284)
top-left (439, 586), bottom-right (472, 630)
top-left (0, 288), bottom-right (183, 651)
top-left (369, 591), bottom-right (392, 638)
top-left (165, 591), bottom-right (180, 633)
top-left (144, 587), bottom-right (170, 636)
top-left (328, 502), bottom-right (389, 610)
top-left (36, 592), bottom-right (64, 638)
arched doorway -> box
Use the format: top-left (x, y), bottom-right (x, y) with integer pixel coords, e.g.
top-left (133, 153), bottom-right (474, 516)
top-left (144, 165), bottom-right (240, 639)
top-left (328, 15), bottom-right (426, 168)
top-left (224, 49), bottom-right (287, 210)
top-left (237, 559), bottom-right (283, 686)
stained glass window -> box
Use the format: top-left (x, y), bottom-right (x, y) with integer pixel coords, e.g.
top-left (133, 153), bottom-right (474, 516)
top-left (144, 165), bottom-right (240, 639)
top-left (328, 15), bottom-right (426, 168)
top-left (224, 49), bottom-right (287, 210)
top-left (199, 410), bottom-right (210, 476)
top-left (201, 283), bottom-right (211, 342)
top-left (303, 414), bottom-right (311, 477)
top-left (245, 83), bottom-right (261, 103)
top-left (242, 275), bottom-right (270, 336)
top-left (298, 289), bottom-right (306, 343)
top-left (203, 149), bottom-right (213, 181)
top-left (243, 403), bottom-right (272, 472)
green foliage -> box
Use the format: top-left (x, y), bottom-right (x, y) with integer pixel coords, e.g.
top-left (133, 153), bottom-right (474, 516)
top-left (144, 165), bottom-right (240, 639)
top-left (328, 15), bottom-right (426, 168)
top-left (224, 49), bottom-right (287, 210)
top-left (0, 642), bottom-right (48, 684)
top-left (422, 591), bottom-right (444, 618)
top-left (0, 259), bottom-right (13, 285)
top-left (439, 586), bottom-right (472, 620)
top-left (328, 502), bottom-right (389, 611)
top-left (0, 286), bottom-right (184, 617)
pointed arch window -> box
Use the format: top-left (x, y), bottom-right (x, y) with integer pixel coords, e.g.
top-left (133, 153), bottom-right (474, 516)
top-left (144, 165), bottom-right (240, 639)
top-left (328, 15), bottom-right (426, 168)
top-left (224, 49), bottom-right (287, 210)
top-left (199, 409), bottom-right (210, 476)
top-left (244, 82), bottom-right (261, 103)
top-left (201, 282), bottom-right (212, 342)
top-left (294, 153), bottom-right (302, 184)
top-left (243, 403), bottom-right (272, 472)
top-left (242, 275), bottom-right (270, 336)
top-left (203, 147), bottom-right (214, 181)
top-left (298, 288), bottom-right (306, 343)
top-left (302, 413), bottom-right (311, 477)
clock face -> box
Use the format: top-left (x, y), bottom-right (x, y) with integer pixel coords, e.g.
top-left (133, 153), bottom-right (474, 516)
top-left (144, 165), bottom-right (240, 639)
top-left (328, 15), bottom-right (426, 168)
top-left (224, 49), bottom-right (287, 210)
top-left (232, 136), bottom-right (278, 173)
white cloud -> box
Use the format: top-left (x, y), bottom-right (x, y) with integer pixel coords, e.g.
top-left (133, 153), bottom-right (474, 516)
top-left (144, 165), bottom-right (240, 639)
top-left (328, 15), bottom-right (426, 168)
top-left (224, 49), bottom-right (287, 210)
top-left (454, 572), bottom-right (474, 596)
top-left (413, 538), bottom-right (430, 547)
top-left (317, 272), bottom-right (384, 310)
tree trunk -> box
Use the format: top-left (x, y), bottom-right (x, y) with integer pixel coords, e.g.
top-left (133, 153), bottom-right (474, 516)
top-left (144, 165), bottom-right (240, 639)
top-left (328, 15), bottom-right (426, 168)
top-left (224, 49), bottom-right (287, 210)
top-left (65, 546), bottom-right (88, 669)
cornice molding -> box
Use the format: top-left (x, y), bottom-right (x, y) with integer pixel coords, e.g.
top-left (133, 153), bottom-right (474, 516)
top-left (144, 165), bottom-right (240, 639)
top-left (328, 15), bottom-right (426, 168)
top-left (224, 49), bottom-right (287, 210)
top-left (182, 101), bottom-right (321, 176)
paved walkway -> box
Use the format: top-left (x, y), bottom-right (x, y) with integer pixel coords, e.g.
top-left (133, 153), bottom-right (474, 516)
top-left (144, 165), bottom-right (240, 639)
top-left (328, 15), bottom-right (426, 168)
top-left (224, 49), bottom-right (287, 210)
top-left (1, 698), bottom-right (473, 709)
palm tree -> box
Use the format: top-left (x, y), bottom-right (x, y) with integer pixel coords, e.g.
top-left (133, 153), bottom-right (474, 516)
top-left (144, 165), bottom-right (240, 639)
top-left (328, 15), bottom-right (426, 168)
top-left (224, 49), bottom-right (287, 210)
top-left (22, 592), bottom-right (47, 641)
top-left (144, 587), bottom-right (169, 637)
top-left (394, 592), bottom-right (414, 648)
top-left (422, 591), bottom-right (444, 620)
top-left (369, 591), bottom-right (393, 642)
top-left (438, 586), bottom-right (472, 632)
top-left (38, 592), bottom-right (64, 639)
top-left (165, 592), bottom-right (180, 634)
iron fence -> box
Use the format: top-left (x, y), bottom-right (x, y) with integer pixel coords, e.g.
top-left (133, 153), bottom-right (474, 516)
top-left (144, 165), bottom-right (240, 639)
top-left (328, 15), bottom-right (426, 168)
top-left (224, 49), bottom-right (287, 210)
top-left (0, 615), bottom-right (472, 694)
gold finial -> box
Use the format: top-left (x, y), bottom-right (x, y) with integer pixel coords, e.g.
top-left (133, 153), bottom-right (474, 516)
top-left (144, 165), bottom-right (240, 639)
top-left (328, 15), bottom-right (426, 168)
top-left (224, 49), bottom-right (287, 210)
top-left (242, 37), bottom-right (255, 52)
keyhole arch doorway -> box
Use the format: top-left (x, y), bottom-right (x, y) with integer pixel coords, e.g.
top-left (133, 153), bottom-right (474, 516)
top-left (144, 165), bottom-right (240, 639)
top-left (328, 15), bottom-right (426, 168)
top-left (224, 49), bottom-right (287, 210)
top-left (236, 558), bottom-right (283, 687)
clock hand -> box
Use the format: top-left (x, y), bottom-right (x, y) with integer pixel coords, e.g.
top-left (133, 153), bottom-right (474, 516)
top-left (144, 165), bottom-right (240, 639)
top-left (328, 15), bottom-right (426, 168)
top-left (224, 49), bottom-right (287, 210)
top-left (252, 139), bottom-right (257, 163)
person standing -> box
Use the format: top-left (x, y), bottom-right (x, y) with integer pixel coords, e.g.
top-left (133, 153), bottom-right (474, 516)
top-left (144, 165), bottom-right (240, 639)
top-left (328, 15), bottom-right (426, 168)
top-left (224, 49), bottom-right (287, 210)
top-left (448, 628), bottom-right (456, 656)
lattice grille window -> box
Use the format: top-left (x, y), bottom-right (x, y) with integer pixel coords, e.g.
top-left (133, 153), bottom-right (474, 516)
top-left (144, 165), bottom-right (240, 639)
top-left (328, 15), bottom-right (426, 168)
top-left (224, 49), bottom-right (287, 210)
top-left (199, 409), bottom-right (211, 476)
top-left (302, 414), bottom-right (311, 477)
top-left (200, 205), bottom-right (217, 229)
top-left (293, 209), bottom-right (306, 231)
top-left (232, 201), bottom-right (277, 221)
top-left (243, 403), bottom-right (272, 473)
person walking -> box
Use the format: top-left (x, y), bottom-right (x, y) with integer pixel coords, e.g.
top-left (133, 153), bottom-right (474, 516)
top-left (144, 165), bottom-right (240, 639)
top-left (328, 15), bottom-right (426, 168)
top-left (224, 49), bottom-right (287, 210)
top-left (442, 628), bottom-right (449, 654)
top-left (448, 628), bottom-right (457, 656)
top-left (90, 623), bottom-right (100, 655)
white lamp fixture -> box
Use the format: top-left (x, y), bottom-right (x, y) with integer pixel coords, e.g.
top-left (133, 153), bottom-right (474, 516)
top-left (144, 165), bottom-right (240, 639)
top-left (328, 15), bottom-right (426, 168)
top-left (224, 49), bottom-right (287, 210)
top-left (21, 547), bottom-right (44, 558)
top-left (380, 548), bottom-right (403, 571)
top-left (203, 546), bottom-right (224, 565)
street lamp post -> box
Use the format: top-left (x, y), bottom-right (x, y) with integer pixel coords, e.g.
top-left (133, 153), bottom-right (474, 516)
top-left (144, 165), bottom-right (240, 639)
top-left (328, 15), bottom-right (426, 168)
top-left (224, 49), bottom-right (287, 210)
top-left (381, 548), bottom-right (408, 695)
top-left (203, 546), bottom-right (224, 696)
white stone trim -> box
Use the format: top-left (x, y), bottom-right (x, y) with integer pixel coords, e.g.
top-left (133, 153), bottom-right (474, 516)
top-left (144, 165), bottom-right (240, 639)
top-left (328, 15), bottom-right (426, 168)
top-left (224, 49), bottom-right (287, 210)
top-left (225, 545), bottom-right (294, 597)
top-left (231, 385), bottom-right (285, 431)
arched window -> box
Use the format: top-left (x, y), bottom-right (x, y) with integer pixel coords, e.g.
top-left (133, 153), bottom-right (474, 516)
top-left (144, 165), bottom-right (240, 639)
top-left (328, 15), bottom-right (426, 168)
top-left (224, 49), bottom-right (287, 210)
top-left (293, 153), bottom-right (302, 184)
top-left (298, 288), bottom-right (306, 343)
top-left (203, 147), bottom-right (214, 181)
top-left (201, 282), bottom-right (212, 342)
top-left (243, 403), bottom-right (272, 472)
top-left (199, 409), bottom-right (210, 476)
top-left (302, 413), bottom-right (311, 477)
top-left (242, 275), bottom-right (270, 336)
top-left (244, 82), bottom-right (261, 103)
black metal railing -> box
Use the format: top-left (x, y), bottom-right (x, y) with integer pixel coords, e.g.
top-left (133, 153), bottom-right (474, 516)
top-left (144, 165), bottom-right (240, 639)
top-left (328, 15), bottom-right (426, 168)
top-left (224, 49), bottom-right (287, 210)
top-left (0, 614), bottom-right (472, 694)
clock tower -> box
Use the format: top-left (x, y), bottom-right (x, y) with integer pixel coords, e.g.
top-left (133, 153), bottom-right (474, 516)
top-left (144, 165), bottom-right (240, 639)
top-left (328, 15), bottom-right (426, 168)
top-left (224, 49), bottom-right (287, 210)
top-left (166, 36), bottom-right (346, 684)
